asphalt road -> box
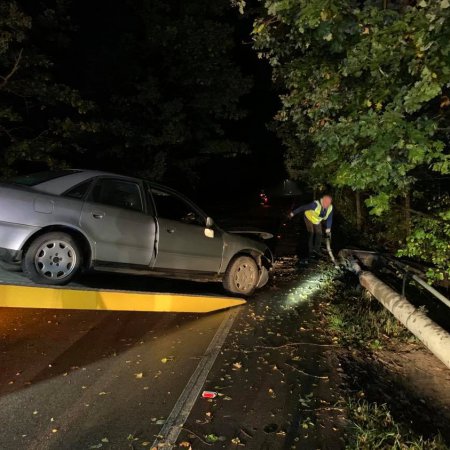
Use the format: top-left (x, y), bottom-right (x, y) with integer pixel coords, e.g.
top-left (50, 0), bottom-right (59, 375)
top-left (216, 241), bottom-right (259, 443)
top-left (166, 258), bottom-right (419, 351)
top-left (0, 256), bottom-right (348, 450)
top-left (1, 208), bottom-right (448, 449)
top-left (0, 267), bottom-right (238, 450)
top-left (0, 202), bottom-right (293, 450)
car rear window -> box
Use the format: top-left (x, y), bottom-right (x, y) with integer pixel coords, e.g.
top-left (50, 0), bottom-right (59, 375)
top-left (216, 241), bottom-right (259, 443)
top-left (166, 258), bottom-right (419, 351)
top-left (10, 170), bottom-right (81, 186)
top-left (63, 180), bottom-right (92, 200)
top-left (91, 178), bottom-right (144, 212)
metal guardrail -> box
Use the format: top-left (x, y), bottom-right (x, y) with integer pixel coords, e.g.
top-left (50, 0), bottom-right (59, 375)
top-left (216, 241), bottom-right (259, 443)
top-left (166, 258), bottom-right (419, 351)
top-left (338, 249), bottom-right (450, 310)
top-left (410, 274), bottom-right (450, 309)
top-left (338, 250), bottom-right (450, 370)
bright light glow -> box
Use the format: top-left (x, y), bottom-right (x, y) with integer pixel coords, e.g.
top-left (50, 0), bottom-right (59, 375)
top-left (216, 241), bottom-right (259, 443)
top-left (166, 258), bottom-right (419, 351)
top-left (284, 273), bottom-right (327, 307)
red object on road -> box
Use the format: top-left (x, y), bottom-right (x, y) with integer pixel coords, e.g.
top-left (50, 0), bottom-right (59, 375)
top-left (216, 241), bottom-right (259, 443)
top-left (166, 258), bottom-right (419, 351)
top-left (202, 391), bottom-right (218, 399)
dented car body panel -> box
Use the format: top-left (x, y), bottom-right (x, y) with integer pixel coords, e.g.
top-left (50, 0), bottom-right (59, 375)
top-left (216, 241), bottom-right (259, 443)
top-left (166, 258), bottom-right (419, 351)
top-left (0, 170), bottom-right (273, 288)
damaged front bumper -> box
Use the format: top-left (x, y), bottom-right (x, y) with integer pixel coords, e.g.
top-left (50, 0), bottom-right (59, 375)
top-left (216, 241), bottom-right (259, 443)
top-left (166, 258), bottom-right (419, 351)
top-left (257, 249), bottom-right (274, 288)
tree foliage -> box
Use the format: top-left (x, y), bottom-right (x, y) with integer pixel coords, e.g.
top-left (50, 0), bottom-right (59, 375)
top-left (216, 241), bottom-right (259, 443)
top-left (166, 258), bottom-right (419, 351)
top-left (70, 0), bottom-right (252, 182)
top-left (398, 202), bottom-right (450, 281)
top-left (0, 1), bottom-right (93, 177)
top-left (0, 0), bottom-right (251, 183)
top-left (252, 0), bottom-right (450, 280)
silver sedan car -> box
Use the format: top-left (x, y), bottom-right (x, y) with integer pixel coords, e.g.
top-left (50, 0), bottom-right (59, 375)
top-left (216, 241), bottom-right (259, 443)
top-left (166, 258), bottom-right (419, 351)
top-left (0, 170), bottom-right (273, 295)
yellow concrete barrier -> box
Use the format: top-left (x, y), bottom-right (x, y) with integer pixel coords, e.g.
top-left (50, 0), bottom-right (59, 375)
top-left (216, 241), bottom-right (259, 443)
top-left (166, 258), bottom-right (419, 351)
top-left (0, 284), bottom-right (246, 313)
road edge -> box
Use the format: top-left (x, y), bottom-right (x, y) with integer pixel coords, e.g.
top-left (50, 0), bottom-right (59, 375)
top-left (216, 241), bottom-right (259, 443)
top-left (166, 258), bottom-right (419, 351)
top-left (151, 306), bottom-right (241, 449)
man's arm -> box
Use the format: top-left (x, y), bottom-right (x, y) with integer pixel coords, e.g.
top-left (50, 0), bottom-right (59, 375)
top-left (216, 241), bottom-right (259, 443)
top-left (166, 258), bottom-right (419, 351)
top-left (291, 201), bottom-right (317, 217)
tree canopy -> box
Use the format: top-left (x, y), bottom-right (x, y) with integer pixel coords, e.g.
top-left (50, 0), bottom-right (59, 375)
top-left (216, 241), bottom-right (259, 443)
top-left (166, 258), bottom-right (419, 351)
top-left (69, 0), bottom-right (252, 182)
top-left (0, 0), bottom-right (252, 184)
top-left (252, 0), bottom-right (450, 280)
top-left (0, 1), bottom-right (93, 178)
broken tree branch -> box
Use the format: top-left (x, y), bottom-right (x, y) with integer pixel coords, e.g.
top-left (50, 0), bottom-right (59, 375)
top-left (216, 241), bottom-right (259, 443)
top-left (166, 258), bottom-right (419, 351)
top-left (284, 362), bottom-right (329, 380)
top-left (255, 342), bottom-right (335, 350)
top-left (0, 49), bottom-right (23, 90)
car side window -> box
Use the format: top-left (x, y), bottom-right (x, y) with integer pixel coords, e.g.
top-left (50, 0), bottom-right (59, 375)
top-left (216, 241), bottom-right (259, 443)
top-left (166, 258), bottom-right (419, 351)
top-left (150, 188), bottom-right (204, 226)
top-left (91, 179), bottom-right (144, 213)
top-left (63, 180), bottom-right (92, 200)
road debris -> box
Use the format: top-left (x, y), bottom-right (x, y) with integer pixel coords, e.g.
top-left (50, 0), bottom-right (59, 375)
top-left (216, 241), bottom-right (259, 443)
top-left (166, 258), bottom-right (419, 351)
top-left (201, 391), bottom-right (218, 399)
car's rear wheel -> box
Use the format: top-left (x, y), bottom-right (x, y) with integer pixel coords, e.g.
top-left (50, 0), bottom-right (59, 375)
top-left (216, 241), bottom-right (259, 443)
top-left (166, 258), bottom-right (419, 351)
top-left (223, 255), bottom-right (259, 296)
top-left (22, 232), bottom-right (82, 285)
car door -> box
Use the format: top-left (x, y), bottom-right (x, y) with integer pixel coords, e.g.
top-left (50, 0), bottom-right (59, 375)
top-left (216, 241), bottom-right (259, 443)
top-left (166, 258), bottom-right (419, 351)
top-left (149, 186), bottom-right (223, 272)
top-left (79, 177), bottom-right (156, 265)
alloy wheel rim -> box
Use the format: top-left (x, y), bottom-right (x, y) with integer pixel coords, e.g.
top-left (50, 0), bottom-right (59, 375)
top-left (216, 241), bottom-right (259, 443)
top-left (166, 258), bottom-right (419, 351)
top-left (234, 262), bottom-right (257, 292)
top-left (34, 240), bottom-right (77, 280)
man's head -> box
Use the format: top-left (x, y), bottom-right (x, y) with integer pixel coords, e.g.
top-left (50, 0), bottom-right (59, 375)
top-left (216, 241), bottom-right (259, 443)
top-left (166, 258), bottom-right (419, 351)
top-left (320, 195), bottom-right (333, 209)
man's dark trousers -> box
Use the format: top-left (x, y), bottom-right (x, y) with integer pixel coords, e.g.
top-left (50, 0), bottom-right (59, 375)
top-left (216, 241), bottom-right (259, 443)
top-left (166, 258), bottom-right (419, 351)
top-left (304, 217), bottom-right (322, 256)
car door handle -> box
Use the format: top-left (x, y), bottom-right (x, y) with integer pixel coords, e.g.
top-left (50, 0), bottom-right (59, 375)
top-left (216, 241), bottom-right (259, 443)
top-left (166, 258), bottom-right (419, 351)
top-left (166, 228), bottom-right (176, 234)
top-left (92, 212), bottom-right (105, 219)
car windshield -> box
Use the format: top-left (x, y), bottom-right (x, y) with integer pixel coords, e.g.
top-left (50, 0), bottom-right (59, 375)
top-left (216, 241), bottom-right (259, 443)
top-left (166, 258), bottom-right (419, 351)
top-left (9, 170), bottom-right (80, 186)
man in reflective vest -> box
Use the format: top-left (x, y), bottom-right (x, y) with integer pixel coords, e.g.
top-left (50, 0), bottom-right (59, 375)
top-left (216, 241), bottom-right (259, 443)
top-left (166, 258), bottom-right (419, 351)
top-left (289, 195), bottom-right (333, 259)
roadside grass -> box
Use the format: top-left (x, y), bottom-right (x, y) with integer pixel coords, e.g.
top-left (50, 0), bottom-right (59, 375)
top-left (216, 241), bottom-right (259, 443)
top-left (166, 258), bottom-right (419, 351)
top-left (325, 274), bottom-right (415, 350)
top-left (345, 399), bottom-right (447, 450)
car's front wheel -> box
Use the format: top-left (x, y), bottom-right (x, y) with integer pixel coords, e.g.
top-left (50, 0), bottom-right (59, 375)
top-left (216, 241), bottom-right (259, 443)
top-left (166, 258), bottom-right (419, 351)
top-left (22, 232), bottom-right (82, 285)
top-left (223, 255), bottom-right (259, 296)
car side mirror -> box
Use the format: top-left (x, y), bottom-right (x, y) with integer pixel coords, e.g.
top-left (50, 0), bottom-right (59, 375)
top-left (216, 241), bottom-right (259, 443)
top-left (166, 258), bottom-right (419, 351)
top-left (204, 217), bottom-right (215, 238)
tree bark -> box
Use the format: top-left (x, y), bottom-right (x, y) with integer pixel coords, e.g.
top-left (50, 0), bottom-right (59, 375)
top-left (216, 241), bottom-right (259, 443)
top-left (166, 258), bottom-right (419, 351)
top-left (404, 190), bottom-right (411, 236)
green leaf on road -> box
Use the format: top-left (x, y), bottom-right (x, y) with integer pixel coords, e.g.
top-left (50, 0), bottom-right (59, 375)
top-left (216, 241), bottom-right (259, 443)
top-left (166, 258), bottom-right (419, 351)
top-left (205, 434), bottom-right (220, 443)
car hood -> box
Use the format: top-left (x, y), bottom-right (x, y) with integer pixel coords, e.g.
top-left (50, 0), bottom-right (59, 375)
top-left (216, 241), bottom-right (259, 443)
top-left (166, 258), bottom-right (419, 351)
top-left (226, 227), bottom-right (274, 240)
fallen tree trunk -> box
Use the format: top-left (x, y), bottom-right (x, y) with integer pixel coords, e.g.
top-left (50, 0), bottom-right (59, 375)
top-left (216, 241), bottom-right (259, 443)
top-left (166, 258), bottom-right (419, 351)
top-left (339, 252), bottom-right (450, 370)
top-left (359, 271), bottom-right (450, 369)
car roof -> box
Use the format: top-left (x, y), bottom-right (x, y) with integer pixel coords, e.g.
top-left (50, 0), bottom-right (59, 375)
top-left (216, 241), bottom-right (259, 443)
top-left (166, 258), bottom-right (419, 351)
top-left (28, 170), bottom-right (205, 214)
top-left (28, 170), bottom-right (141, 195)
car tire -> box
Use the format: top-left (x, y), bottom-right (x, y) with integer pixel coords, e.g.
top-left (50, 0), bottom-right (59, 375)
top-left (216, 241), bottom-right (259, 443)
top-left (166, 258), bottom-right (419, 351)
top-left (223, 255), bottom-right (259, 296)
top-left (22, 232), bottom-right (82, 285)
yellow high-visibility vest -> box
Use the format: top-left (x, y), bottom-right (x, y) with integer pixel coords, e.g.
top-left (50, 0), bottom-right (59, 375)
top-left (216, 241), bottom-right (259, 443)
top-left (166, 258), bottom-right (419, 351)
top-left (305, 201), bottom-right (333, 225)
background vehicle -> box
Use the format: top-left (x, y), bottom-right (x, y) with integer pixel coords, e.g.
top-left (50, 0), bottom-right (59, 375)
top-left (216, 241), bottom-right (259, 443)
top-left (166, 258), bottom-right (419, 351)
top-left (0, 170), bottom-right (273, 295)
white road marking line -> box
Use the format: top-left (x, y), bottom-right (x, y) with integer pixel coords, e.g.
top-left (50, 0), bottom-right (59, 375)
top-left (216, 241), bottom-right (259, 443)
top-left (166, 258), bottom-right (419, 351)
top-left (151, 307), bottom-right (241, 449)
